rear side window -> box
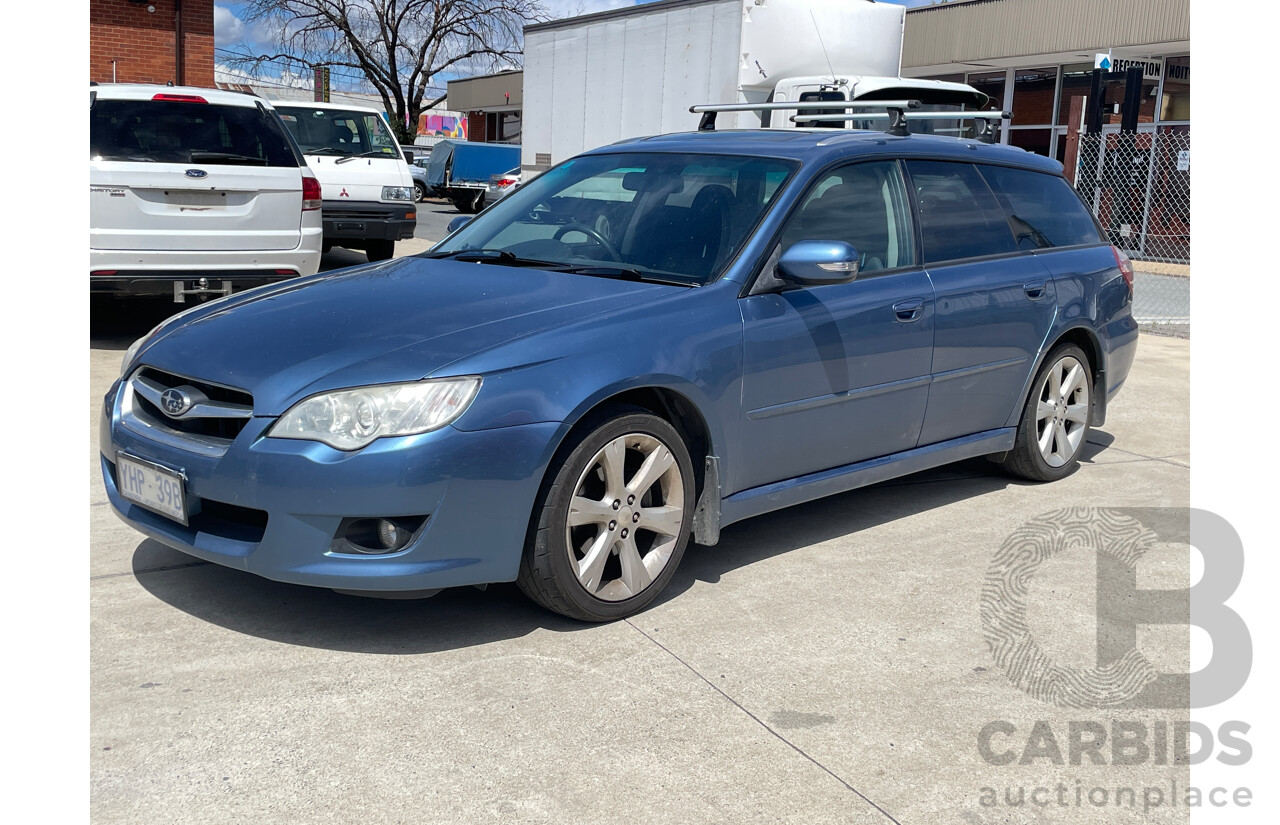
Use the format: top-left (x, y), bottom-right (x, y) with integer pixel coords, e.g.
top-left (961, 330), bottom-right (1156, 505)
top-left (90, 99), bottom-right (298, 167)
top-left (979, 165), bottom-right (1103, 249)
top-left (906, 161), bottom-right (1017, 263)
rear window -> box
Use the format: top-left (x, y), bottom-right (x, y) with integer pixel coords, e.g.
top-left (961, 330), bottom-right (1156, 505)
top-left (89, 98), bottom-right (299, 167)
top-left (906, 161), bottom-right (1017, 263)
top-left (978, 165), bottom-right (1104, 249)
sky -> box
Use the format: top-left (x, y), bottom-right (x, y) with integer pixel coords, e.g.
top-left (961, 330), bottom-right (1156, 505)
top-left (213, 0), bottom-right (937, 92)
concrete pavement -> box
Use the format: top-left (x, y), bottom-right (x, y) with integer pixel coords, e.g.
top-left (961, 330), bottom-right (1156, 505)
top-left (90, 331), bottom-right (1191, 824)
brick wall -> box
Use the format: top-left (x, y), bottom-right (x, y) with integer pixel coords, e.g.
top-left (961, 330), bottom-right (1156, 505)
top-left (90, 0), bottom-right (214, 88)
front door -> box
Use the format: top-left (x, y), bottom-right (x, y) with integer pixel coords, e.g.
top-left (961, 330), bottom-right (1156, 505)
top-left (736, 160), bottom-right (934, 492)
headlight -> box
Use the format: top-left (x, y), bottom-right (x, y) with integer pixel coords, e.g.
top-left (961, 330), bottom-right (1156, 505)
top-left (120, 333), bottom-right (151, 377)
top-left (269, 377), bottom-right (481, 450)
top-left (381, 185), bottom-right (413, 201)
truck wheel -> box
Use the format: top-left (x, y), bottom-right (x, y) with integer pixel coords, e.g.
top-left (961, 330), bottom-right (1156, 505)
top-left (365, 240), bottom-right (395, 262)
top-left (517, 406), bottom-right (695, 622)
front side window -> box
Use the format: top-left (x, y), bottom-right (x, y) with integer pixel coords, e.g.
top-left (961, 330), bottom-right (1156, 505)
top-left (276, 107), bottom-right (401, 159)
top-left (906, 160), bottom-right (1018, 263)
top-left (433, 152), bottom-right (798, 285)
top-left (89, 99), bottom-right (299, 166)
top-left (978, 165), bottom-right (1103, 249)
top-left (778, 160), bottom-right (916, 274)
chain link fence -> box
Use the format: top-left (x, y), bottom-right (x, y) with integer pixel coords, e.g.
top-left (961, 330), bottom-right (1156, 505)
top-left (1072, 129), bottom-right (1190, 330)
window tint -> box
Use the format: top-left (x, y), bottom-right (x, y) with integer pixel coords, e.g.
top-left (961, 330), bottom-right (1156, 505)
top-left (906, 161), bottom-right (1017, 263)
top-left (978, 165), bottom-right (1103, 249)
top-left (89, 99), bottom-right (298, 167)
top-left (779, 161), bottom-right (916, 274)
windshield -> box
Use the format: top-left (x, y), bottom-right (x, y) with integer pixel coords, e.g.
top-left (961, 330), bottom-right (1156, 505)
top-left (432, 152), bottom-right (797, 285)
top-left (275, 106), bottom-right (402, 159)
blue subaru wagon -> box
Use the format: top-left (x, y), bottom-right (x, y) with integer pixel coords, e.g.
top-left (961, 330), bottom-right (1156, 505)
top-left (101, 129), bottom-right (1138, 621)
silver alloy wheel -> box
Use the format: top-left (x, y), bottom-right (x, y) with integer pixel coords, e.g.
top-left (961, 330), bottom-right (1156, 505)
top-left (1035, 355), bottom-right (1090, 468)
top-left (565, 433), bottom-right (686, 602)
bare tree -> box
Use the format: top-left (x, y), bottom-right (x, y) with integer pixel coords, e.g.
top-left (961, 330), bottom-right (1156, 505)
top-left (227, 1), bottom-right (546, 144)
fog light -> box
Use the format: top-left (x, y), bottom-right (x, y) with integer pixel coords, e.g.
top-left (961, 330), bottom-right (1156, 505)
top-left (329, 515), bottom-right (426, 555)
top-left (377, 519), bottom-right (403, 550)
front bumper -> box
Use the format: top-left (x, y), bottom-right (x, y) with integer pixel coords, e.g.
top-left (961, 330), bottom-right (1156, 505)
top-left (100, 379), bottom-right (564, 592)
top-left (322, 200), bottom-right (416, 242)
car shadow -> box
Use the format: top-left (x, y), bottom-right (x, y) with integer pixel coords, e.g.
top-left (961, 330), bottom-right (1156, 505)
top-left (129, 456), bottom-right (1052, 655)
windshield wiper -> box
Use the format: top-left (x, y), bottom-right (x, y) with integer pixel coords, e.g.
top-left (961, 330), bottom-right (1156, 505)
top-left (189, 151), bottom-right (267, 165)
top-left (425, 249), bottom-right (564, 267)
top-left (306, 146), bottom-right (350, 156)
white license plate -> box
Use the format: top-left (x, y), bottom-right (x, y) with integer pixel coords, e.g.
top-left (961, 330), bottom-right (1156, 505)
top-left (117, 453), bottom-right (187, 525)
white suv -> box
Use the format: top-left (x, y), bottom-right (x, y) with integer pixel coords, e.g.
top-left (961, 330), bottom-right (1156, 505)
top-left (90, 84), bottom-right (323, 302)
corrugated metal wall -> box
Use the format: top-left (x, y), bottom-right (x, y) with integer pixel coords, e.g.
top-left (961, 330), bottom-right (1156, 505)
top-left (903, 0), bottom-right (1190, 68)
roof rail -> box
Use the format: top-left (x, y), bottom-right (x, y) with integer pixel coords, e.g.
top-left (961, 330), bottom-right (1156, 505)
top-left (793, 110), bottom-right (1012, 143)
top-left (688, 99), bottom-right (1010, 142)
top-left (689, 99), bottom-right (922, 134)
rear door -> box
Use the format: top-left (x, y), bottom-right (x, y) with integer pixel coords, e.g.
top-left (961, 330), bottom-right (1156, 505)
top-left (905, 160), bottom-right (1057, 445)
top-left (89, 96), bottom-right (303, 251)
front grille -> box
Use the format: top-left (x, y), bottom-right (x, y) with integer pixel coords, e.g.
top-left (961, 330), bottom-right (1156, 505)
top-left (127, 367), bottom-right (254, 444)
top-left (325, 206), bottom-right (399, 221)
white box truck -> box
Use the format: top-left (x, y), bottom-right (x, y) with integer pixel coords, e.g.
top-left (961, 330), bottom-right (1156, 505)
top-left (522, 0), bottom-right (986, 171)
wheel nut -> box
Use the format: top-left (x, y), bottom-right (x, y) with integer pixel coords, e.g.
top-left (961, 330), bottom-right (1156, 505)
top-left (632, 512), bottom-right (640, 523)
top-left (621, 528), bottom-right (629, 538)
top-left (627, 495), bottom-right (635, 505)
top-left (612, 500), bottom-right (621, 510)
top-left (609, 520), bottom-right (617, 530)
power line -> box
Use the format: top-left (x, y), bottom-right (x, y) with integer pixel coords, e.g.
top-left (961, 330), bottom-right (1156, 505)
top-left (213, 48), bottom-right (447, 96)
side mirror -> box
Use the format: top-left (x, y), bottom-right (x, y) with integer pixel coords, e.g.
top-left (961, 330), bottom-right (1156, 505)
top-left (447, 215), bottom-right (472, 233)
top-left (403, 150), bottom-right (415, 164)
top-left (776, 241), bottom-right (860, 286)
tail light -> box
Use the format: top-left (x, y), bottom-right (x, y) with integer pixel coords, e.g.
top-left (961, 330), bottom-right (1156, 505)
top-left (1110, 245), bottom-right (1134, 297)
top-left (151, 93), bottom-right (207, 104)
top-left (496, 178), bottom-right (517, 188)
top-left (302, 174), bottom-right (322, 211)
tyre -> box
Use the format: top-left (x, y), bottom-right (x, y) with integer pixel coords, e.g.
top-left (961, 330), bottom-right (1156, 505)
top-left (517, 407), bottom-right (696, 622)
top-left (365, 239), bottom-right (395, 262)
top-left (414, 181), bottom-right (428, 202)
top-left (1002, 343), bottom-right (1092, 482)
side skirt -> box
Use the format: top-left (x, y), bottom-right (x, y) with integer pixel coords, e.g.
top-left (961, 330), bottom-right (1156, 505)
top-left (719, 428), bottom-right (1017, 529)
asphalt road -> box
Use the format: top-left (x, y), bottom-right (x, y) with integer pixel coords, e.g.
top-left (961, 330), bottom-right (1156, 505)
top-left (90, 293), bottom-right (1192, 824)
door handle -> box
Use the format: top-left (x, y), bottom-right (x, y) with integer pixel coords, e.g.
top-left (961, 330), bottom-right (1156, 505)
top-left (1023, 280), bottom-right (1047, 300)
top-left (893, 298), bottom-right (925, 323)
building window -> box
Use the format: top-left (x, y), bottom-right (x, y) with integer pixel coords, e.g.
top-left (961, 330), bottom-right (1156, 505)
top-left (966, 71), bottom-right (1007, 111)
top-left (485, 111), bottom-right (522, 143)
top-left (1010, 67), bottom-right (1058, 126)
top-left (1161, 56), bottom-right (1190, 122)
top-left (1056, 62), bottom-right (1095, 127)
top-left (1007, 128), bottom-right (1052, 157)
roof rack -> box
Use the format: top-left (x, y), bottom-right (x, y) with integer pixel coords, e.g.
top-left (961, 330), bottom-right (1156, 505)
top-left (687, 99), bottom-right (1010, 143)
top-left (794, 110), bottom-right (1012, 143)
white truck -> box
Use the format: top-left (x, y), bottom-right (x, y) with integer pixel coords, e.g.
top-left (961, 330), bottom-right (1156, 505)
top-left (273, 102), bottom-right (418, 261)
top-left (522, 0), bottom-right (987, 172)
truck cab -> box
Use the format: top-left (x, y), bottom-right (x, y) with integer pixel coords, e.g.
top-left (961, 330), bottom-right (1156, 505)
top-left (274, 102), bottom-right (417, 261)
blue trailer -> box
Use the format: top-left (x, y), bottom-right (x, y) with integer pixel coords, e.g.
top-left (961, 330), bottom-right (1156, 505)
top-left (426, 140), bottom-right (521, 213)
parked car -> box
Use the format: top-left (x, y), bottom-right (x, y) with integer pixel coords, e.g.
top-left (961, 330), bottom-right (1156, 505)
top-left (273, 102), bottom-right (417, 262)
top-left (486, 167), bottom-right (523, 203)
top-left (90, 84), bottom-right (323, 302)
top-left (101, 126), bottom-right (1137, 622)
top-left (409, 160), bottom-right (430, 202)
